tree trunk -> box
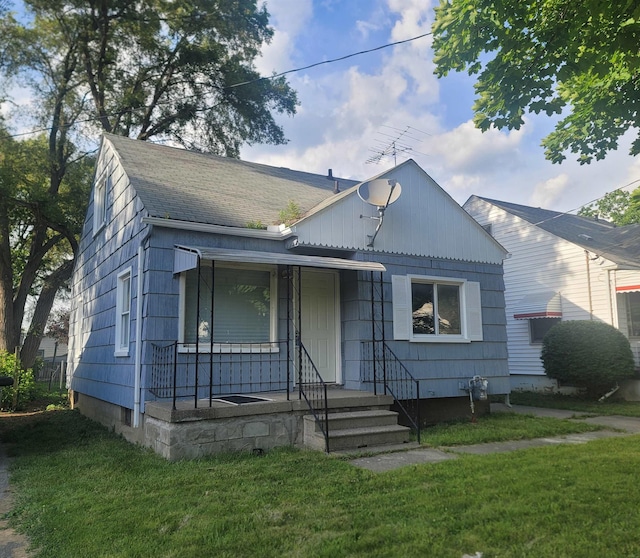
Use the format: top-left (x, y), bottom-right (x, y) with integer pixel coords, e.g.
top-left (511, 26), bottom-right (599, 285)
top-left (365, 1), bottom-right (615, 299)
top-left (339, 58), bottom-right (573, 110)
top-left (0, 200), bottom-right (17, 354)
top-left (20, 259), bottom-right (74, 370)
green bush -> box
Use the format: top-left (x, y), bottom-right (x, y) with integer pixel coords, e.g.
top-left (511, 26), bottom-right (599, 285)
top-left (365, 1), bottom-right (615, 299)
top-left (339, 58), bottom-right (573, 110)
top-left (0, 351), bottom-right (38, 411)
top-left (541, 320), bottom-right (635, 398)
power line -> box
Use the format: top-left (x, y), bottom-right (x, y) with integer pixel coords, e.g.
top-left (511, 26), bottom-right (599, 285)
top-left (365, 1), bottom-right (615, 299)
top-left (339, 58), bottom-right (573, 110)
top-left (2, 31), bottom-right (433, 140)
top-left (226, 32), bottom-right (432, 89)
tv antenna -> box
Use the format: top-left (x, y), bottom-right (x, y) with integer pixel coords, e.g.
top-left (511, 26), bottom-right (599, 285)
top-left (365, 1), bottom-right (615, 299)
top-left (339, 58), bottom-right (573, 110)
top-left (358, 178), bottom-right (402, 247)
top-left (365, 125), bottom-right (430, 166)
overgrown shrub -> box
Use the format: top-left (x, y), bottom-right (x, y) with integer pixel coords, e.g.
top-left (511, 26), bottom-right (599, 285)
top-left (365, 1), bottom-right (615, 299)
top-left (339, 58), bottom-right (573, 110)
top-left (541, 320), bottom-right (635, 398)
top-left (0, 351), bottom-right (38, 411)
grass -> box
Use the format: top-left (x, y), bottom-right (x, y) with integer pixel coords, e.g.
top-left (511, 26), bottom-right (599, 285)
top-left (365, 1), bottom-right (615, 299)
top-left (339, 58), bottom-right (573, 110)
top-left (420, 412), bottom-right (602, 447)
top-left (510, 390), bottom-right (640, 417)
top-left (2, 410), bottom-right (639, 557)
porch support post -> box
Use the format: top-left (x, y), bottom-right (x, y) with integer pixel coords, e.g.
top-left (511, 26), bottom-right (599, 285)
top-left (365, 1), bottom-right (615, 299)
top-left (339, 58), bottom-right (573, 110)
top-left (297, 266), bottom-right (302, 399)
top-left (194, 255), bottom-right (201, 408)
top-left (380, 270), bottom-right (388, 392)
top-left (286, 265), bottom-right (291, 401)
top-left (370, 270), bottom-right (377, 395)
top-left (208, 263), bottom-right (215, 406)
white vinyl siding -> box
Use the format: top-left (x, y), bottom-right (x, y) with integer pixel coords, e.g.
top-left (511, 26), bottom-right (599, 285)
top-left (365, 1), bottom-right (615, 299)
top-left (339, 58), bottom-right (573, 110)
top-left (115, 268), bottom-right (132, 356)
top-left (392, 275), bottom-right (483, 343)
top-left (466, 198), bottom-right (620, 376)
top-left (292, 162), bottom-right (506, 264)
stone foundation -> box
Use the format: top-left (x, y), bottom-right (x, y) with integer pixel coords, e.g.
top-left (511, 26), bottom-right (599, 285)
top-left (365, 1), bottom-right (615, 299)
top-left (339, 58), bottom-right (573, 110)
top-left (143, 412), bottom-right (304, 460)
top-left (71, 392), bottom-right (145, 445)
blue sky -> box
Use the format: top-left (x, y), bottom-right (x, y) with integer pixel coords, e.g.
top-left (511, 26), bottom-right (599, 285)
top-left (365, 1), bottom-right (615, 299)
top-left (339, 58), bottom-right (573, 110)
top-left (241, 0), bottom-right (640, 212)
top-left (3, 0), bottom-right (640, 213)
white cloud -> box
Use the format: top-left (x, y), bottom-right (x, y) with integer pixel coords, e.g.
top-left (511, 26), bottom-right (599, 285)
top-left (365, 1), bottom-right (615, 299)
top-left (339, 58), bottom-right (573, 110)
top-left (257, 0), bottom-right (313, 74)
top-left (243, 0), bottom-right (640, 218)
top-left (529, 174), bottom-right (569, 208)
top-left (427, 121), bottom-right (526, 174)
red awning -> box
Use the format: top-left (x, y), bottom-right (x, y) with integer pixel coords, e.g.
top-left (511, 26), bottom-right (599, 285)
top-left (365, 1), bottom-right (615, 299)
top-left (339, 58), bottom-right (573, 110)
top-left (513, 292), bottom-right (562, 320)
top-left (616, 284), bottom-right (640, 293)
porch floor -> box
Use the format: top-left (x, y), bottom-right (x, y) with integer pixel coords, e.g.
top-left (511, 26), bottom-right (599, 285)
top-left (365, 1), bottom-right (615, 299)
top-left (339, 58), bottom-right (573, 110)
top-left (145, 387), bottom-right (395, 423)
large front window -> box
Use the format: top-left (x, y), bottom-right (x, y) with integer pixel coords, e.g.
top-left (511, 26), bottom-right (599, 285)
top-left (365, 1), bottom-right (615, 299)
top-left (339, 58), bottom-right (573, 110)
top-left (411, 281), bottom-right (461, 335)
top-left (391, 274), bottom-right (483, 343)
top-left (182, 264), bottom-right (276, 345)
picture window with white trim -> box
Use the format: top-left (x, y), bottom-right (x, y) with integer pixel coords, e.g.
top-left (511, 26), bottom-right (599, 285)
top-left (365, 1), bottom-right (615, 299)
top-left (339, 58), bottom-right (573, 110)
top-left (392, 274), bottom-right (483, 343)
top-left (181, 262), bottom-right (277, 349)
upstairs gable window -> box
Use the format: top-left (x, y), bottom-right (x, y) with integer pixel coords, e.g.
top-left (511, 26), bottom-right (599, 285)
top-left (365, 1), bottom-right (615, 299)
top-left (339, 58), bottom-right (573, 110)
top-left (93, 170), bottom-right (110, 234)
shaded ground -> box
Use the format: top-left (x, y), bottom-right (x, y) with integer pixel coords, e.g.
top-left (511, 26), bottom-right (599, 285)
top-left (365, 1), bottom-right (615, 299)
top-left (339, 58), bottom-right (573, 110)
top-left (0, 415), bottom-right (37, 558)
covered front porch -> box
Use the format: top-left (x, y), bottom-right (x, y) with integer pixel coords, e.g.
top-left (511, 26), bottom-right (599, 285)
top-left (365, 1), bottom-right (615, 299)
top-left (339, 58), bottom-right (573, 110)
top-left (141, 246), bottom-right (422, 458)
top-left (143, 388), bottom-right (415, 460)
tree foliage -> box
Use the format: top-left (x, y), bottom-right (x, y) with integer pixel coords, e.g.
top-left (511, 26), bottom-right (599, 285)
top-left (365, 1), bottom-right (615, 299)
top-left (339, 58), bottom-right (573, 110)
top-left (1, 0), bottom-right (298, 156)
top-left (432, 0), bottom-right (640, 164)
top-left (0, 123), bottom-right (93, 366)
top-left (46, 308), bottom-right (70, 345)
top-left (0, 0), bottom-right (298, 367)
top-left (578, 188), bottom-right (640, 225)
top-left (541, 320), bottom-right (635, 398)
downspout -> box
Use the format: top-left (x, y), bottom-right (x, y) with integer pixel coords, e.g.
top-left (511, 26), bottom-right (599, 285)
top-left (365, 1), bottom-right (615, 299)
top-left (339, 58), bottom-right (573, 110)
top-left (607, 269), bottom-right (614, 326)
top-left (585, 250), bottom-right (593, 320)
top-left (134, 225), bottom-right (152, 428)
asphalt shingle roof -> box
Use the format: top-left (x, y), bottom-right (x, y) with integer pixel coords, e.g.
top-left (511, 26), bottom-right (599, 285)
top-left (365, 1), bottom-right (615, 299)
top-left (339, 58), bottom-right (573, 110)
top-left (478, 196), bottom-right (640, 269)
top-left (105, 133), bottom-right (360, 228)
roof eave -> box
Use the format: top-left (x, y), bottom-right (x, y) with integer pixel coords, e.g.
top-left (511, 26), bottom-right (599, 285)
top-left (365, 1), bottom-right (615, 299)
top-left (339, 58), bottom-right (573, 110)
top-left (142, 216), bottom-right (295, 239)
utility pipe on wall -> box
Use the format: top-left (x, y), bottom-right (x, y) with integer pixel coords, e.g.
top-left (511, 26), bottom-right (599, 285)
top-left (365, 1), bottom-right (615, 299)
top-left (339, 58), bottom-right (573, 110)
top-left (585, 250), bottom-right (593, 320)
top-left (134, 226), bottom-right (152, 428)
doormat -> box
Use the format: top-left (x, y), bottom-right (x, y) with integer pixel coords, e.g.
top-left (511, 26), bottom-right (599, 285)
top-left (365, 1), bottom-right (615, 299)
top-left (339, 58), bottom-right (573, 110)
top-left (211, 395), bottom-right (272, 405)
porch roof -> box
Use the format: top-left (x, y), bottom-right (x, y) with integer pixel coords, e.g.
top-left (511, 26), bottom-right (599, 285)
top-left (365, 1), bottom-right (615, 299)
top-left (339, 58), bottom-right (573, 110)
top-left (174, 245), bottom-right (386, 273)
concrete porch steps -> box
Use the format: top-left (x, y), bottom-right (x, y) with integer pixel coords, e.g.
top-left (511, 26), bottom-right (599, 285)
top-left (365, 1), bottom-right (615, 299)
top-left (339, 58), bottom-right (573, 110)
top-left (303, 408), bottom-right (412, 452)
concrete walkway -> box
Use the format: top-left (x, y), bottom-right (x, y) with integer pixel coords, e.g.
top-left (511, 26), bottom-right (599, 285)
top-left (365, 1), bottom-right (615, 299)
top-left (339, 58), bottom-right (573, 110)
top-left (349, 404), bottom-right (640, 473)
top-left (0, 445), bottom-right (30, 558)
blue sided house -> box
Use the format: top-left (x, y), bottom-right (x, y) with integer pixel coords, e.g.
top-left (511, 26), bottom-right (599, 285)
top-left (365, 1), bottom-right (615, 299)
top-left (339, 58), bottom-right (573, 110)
top-left (67, 134), bottom-right (509, 459)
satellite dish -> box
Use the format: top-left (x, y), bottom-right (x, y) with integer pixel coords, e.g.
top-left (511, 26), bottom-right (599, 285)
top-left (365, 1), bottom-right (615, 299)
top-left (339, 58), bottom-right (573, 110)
top-left (357, 179), bottom-right (402, 208)
top-left (358, 178), bottom-right (402, 247)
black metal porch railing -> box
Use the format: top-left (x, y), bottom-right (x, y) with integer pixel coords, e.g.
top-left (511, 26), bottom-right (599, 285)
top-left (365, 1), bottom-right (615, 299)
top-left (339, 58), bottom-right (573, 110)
top-left (296, 339), bottom-right (329, 453)
top-left (361, 340), bottom-right (421, 443)
top-left (150, 341), bottom-right (292, 409)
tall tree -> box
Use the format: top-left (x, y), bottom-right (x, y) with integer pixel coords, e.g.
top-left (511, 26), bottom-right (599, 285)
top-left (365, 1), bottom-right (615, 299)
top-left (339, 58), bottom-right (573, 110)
top-left (0, 123), bottom-right (93, 366)
top-left (578, 189), bottom-right (639, 225)
top-left (0, 0), bottom-right (298, 367)
top-left (432, 0), bottom-right (640, 164)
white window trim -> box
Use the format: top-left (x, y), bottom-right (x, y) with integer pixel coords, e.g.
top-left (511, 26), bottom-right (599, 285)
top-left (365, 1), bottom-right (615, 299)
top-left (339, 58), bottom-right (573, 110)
top-left (178, 262), bottom-right (278, 353)
top-left (93, 169), bottom-right (110, 236)
top-left (392, 274), bottom-right (483, 343)
top-left (115, 267), bottom-right (132, 357)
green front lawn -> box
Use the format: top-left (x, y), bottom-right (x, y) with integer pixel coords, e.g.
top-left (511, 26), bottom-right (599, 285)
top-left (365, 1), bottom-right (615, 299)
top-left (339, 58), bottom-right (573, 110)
top-left (2, 410), bottom-right (639, 557)
top-left (510, 390), bottom-right (640, 417)
top-left (421, 411), bottom-right (602, 447)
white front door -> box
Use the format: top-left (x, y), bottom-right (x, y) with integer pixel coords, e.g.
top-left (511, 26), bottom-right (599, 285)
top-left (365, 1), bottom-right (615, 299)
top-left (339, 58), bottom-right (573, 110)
top-left (300, 269), bottom-right (340, 384)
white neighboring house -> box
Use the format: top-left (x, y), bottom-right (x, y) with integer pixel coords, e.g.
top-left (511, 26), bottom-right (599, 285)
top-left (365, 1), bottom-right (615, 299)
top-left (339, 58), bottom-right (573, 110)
top-left (37, 336), bottom-right (68, 362)
top-left (464, 196), bottom-right (640, 391)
